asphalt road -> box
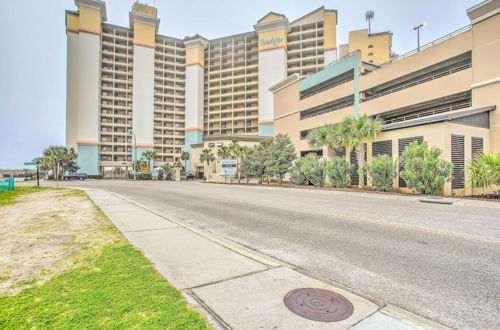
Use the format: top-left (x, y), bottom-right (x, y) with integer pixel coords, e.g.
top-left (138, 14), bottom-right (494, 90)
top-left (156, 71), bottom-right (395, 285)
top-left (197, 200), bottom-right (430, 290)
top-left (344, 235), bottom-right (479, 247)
top-left (57, 180), bottom-right (499, 329)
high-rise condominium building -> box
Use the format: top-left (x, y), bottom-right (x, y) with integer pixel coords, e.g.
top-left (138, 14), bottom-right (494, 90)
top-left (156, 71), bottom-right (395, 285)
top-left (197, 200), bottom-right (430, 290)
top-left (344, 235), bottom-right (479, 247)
top-left (65, 0), bottom-right (340, 174)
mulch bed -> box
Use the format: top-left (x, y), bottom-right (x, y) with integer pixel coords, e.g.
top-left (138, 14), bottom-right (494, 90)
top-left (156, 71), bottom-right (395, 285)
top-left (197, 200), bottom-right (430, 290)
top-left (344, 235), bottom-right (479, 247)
top-left (207, 181), bottom-right (500, 203)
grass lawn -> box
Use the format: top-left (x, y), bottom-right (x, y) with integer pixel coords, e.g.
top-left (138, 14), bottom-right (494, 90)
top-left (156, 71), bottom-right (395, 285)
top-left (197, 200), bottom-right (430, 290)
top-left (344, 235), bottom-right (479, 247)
top-left (0, 188), bottom-right (210, 329)
top-left (0, 186), bottom-right (49, 206)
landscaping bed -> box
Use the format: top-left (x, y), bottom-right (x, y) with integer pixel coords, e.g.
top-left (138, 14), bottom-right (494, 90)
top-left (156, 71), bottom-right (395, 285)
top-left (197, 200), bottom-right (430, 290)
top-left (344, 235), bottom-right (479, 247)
top-left (0, 188), bottom-right (210, 328)
top-left (209, 181), bottom-right (500, 202)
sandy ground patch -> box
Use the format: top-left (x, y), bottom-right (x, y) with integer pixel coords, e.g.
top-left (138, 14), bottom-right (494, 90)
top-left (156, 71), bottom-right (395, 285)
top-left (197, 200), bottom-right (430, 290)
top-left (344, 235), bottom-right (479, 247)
top-left (0, 189), bottom-right (121, 296)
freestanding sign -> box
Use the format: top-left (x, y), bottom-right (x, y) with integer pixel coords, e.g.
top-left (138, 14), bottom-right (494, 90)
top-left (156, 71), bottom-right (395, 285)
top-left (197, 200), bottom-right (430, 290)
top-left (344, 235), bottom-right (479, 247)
top-left (221, 159), bottom-right (237, 183)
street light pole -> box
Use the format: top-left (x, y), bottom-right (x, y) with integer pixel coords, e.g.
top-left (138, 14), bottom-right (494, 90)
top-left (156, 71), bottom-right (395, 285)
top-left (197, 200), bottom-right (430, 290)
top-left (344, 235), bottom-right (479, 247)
top-left (129, 130), bottom-right (137, 181)
top-left (413, 23), bottom-right (424, 51)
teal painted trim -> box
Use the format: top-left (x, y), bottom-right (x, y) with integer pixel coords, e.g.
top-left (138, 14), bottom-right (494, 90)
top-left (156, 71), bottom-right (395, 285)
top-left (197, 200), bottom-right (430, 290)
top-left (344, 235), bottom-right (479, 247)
top-left (77, 145), bottom-right (99, 175)
top-left (184, 130), bottom-right (203, 172)
top-left (299, 52), bottom-right (358, 92)
top-left (299, 51), bottom-right (361, 119)
top-left (258, 123), bottom-right (274, 137)
top-left (353, 52), bottom-right (360, 119)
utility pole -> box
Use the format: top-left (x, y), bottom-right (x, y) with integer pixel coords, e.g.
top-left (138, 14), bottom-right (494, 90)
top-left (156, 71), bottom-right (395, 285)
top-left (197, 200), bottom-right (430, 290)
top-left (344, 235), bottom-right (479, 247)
top-left (36, 161), bottom-right (39, 187)
top-left (413, 23), bottom-right (425, 51)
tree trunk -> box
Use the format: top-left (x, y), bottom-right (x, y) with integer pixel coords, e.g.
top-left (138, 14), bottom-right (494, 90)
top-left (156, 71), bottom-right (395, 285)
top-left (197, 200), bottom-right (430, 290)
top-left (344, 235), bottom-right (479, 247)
top-left (355, 144), bottom-right (366, 188)
top-left (327, 146), bottom-right (335, 159)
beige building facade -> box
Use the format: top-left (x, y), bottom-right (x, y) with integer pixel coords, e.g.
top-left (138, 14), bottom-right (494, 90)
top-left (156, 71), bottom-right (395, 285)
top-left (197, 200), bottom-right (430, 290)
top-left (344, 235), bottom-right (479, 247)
top-left (65, 1), bottom-right (338, 175)
top-left (272, 0), bottom-right (500, 196)
top-left (339, 29), bottom-right (393, 64)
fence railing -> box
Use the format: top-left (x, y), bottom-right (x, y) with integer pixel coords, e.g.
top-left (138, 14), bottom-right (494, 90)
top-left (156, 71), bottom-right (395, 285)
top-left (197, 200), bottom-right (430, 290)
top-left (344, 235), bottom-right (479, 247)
top-left (362, 63), bottom-right (471, 102)
top-left (300, 76), bottom-right (354, 100)
top-left (383, 101), bottom-right (472, 125)
top-left (365, 25), bottom-right (472, 74)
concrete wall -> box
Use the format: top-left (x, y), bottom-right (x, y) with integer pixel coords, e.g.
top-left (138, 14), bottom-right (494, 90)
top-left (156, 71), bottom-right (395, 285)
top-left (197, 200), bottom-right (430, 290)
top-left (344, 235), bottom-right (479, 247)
top-left (66, 31), bottom-right (79, 150)
top-left (348, 29), bottom-right (391, 64)
top-left (76, 32), bottom-right (100, 143)
top-left (470, 13), bottom-right (500, 151)
top-left (132, 45), bottom-right (155, 147)
top-left (258, 47), bottom-right (287, 135)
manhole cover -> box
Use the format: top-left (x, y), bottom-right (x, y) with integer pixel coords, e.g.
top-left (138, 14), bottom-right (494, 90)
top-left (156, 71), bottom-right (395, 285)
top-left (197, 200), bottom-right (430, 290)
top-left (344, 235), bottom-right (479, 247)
top-left (283, 288), bottom-right (354, 322)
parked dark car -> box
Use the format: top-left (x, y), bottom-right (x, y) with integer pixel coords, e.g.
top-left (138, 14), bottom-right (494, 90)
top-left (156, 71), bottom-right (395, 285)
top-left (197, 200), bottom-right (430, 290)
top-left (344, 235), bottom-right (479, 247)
top-left (63, 173), bottom-right (88, 181)
top-left (181, 172), bottom-right (195, 180)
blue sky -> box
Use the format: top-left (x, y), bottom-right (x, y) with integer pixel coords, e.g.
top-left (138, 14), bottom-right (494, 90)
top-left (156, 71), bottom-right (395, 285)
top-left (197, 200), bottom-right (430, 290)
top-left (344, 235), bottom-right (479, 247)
top-left (0, 0), bottom-right (477, 169)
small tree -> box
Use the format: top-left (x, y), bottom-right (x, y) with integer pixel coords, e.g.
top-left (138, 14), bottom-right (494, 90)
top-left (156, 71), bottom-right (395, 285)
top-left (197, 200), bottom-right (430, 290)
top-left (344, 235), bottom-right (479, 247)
top-left (239, 147), bottom-right (255, 183)
top-left (162, 163), bottom-right (173, 180)
top-left (290, 161), bottom-right (307, 186)
top-left (267, 134), bottom-right (297, 185)
top-left (326, 156), bottom-right (354, 188)
top-left (180, 151), bottom-right (190, 173)
top-left (298, 153), bottom-right (327, 187)
top-left (367, 155), bottom-right (397, 191)
top-left (400, 141), bottom-right (452, 194)
top-left (255, 141), bottom-right (271, 184)
top-left (468, 152), bottom-right (500, 194)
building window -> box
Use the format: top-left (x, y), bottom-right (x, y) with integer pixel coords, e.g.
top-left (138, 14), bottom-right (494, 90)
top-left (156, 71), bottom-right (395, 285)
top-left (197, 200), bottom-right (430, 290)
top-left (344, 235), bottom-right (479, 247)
top-left (368, 44), bottom-right (373, 48)
top-left (368, 52), bottom-right (374, 56)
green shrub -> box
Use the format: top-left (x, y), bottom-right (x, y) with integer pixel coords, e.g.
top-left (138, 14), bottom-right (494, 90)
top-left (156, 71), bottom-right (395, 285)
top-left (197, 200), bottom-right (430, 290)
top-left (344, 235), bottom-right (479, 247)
top-left (468, 152), bottom-right (500, 192)
top-left (367, 155), bottom-right (397, 191)
top-left (297, 153), bottom-right (326, 187)
top-left (290, 162), bottom-right (307, 186)
top-left (400, 141), bottom-right (452, 194)
top-left (325, 157), bottom-right (354, 188)
top-left (128, 173), bottom-right (151, 180)
top-left (87, 175), bottom-right (103, 179)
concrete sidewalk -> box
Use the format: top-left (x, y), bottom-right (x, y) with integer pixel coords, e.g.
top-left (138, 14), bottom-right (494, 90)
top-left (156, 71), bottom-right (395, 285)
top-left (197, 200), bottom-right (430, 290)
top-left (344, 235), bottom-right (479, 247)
top-left (85, 188), bottom-right (448, 330)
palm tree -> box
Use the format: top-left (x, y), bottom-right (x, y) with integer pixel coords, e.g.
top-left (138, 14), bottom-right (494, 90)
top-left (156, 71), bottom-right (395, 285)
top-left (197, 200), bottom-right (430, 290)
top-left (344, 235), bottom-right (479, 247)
top-left (141, 150), bottom-right (157, 171)
top-left (337, 115), bottom-right (382, 188)
top-left (43, 146), bottom-right (66, 180)
top-left (308, 124), bottom-right (340, 159)
top-left (365, 10), bottom-right (374, 34)
top-left (33, 156), bottom-right (50, 172)
top-left (468, 152), bottom-right (500, 194)
top-left (217, 145), bottom-right (232, 159)
top-left (59, 147), bottom-right (78, 178)
top-left (180, 151), bottom-right (190, 173)
top-left (229, 139), bottom-right (247, 183)
top-left (199, 148), bottom-right (215, 181)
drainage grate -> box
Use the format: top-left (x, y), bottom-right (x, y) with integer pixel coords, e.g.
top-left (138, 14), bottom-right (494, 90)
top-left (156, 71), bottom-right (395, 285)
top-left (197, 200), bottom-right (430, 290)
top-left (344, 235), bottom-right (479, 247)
top-left (283, 288), bottom-right (354, 322)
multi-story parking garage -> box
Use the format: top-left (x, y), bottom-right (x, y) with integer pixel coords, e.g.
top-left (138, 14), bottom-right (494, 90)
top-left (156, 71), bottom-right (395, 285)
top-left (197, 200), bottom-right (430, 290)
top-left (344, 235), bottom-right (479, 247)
top-left (271, 0), bottom-right (500, 196)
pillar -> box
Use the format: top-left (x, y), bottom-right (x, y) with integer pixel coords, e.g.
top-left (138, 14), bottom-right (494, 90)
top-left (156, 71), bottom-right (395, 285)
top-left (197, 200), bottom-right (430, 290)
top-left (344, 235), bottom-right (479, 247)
top-left (130, 4), bottom-right (159, 162)
top-left (323, 10), bottom-right (338, 65)
top-left (467, 1), bottom-right (500, 152)
top-left (184, 37), bottom-right (208, 172)
top-left (254, 16), bottom-right (290, 136)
